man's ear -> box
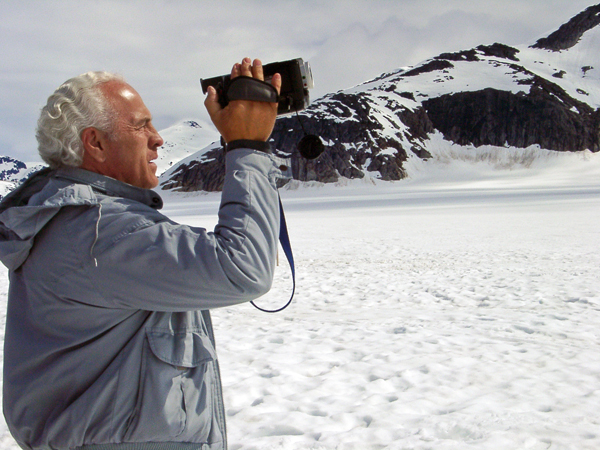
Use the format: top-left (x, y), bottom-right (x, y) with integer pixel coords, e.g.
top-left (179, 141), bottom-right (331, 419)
top-left (81, 127), bottom-right (107, 163)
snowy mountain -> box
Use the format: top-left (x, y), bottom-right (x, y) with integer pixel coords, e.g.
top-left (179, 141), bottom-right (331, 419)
top-left (0, 157), bottom-right (45, 199)
top-left (155, 119), bottom-right (219, 176)
top-left (160, 3), bottom-right (600, 192)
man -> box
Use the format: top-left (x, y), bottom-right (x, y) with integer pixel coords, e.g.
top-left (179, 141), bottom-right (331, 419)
top-left (0, 58), bottom-right (283, 450)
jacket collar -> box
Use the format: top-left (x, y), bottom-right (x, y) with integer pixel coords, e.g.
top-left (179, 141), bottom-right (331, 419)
top-left (53, 167), bottom-right (163, 210)
top-left (0, 167), bottom-right (164, 271)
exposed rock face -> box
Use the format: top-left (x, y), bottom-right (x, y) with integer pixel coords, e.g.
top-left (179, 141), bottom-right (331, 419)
top-left (423, 78), bottom-right (600, 152)
top-left (270, 87), bottom-right (442, 186)
top-left (476, 43), bottom-right (521, 61)
top-left (270, 92), bottom-right (422, 185)
top-left (160, 142), bottom-right (225, 192)
top-left (531, 4), bottom-right (600, 51)
top-left (433, 43), bottom-right (520, 63)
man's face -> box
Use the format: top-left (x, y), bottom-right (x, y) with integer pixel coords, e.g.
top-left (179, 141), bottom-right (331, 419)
top-left (97, 81), bottom-right (163, 189)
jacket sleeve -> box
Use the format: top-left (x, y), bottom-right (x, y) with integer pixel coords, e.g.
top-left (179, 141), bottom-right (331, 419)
top-left (73, 149), bottom-right (284, 311)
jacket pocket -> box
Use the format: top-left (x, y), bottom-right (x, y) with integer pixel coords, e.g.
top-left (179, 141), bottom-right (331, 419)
top-left (125, 327), bottom-right (218, 443)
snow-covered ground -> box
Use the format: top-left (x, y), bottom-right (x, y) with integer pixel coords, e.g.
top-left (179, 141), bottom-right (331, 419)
top-left (1, 149), bottom-right (599, 449)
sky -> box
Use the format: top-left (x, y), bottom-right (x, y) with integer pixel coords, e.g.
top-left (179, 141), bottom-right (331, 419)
top-left (0, 0), bottom-right (597, 163)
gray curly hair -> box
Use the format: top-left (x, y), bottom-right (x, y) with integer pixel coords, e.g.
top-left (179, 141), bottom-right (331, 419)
top-left (36, 71), bottom-right (125, 168)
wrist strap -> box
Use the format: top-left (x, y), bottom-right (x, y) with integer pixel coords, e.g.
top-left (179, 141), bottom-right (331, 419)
top-left (227, 76), bottom-right (278, 104)
top-left (223, 139), bottom-right (272, 153)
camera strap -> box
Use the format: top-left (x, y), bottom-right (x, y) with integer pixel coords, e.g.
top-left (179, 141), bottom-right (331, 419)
top-left (251, 195), bottom-right (296, 313)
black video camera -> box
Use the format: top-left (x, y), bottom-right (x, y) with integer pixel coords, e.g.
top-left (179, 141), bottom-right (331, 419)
top-left (200, 58), bottom-right (314, 116)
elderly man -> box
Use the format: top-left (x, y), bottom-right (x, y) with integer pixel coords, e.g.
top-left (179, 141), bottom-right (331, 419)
top-left (0, 58), bottom-right (283, 450)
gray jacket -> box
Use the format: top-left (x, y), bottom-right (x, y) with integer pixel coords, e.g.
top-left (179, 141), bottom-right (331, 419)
top-left (0, 149), bottom-right (283, 450)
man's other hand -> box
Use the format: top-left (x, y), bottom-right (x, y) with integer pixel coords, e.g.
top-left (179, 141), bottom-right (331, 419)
top-left (205, 57), bottom-right (282, 143)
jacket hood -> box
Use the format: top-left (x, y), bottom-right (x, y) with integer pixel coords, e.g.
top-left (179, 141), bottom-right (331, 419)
top-left (0, 167), bottom-right (163, 271)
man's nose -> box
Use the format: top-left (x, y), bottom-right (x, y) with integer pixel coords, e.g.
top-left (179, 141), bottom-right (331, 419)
top-left (150, 129), bottom-right (164, 149)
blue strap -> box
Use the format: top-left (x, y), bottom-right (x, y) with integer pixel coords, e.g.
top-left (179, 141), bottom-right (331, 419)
top-left (251, 195), bottom-right (295, 313)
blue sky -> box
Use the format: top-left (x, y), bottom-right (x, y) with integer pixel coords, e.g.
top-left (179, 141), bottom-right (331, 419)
top-left (1, 0), bottom-right (596, 163)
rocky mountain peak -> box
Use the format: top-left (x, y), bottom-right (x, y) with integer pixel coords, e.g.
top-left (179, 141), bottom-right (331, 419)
top-left (531, 3), bottom-right (600, 51)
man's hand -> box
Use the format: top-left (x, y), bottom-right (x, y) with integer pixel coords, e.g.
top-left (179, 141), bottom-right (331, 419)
top-left (205, 57), bottom-right (282, 143)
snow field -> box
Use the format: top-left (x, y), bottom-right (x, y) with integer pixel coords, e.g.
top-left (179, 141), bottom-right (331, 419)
top-left (201, 176), bottom-right (600, 449)
top-left (0, 150), bottom-right (599, 449)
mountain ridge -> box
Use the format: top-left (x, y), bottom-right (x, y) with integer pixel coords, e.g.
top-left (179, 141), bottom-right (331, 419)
top-left (2, 5), bottom-right (599, 196)
top-left (531, 3), bottom-right (600, 51)
top-left (160, 3), bottom-right (600, 192)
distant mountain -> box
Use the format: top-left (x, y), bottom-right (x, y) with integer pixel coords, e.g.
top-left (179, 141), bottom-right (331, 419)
top-left (160, 3), bottom-right (600, 192)
top-left (0, 157), bottom-right (45, 199)
top-left (155, 120), bottom-right (219, 176)
top-left (0, 156), bottom-right (27, 181)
